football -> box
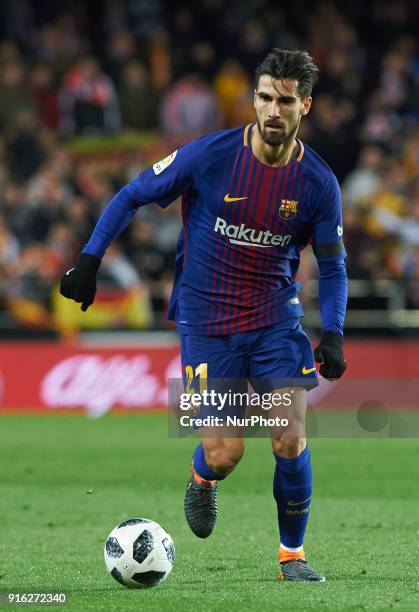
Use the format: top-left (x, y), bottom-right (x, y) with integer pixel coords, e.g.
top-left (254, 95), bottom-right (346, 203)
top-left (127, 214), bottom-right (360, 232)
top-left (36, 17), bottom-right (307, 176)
top-left (104, 518), bottom-right (175, 588)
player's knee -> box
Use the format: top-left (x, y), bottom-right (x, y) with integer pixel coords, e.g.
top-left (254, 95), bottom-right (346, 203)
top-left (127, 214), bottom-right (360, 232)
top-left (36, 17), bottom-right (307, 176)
top-left (205, 445), bottom-right (244, 477)
top-left (272, 436), bottom-right (306, 458)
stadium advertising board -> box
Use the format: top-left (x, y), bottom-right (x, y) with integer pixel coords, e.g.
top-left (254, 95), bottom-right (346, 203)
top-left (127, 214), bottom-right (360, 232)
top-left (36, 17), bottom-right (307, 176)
top-left (0, 340), bottom-right (418, 415)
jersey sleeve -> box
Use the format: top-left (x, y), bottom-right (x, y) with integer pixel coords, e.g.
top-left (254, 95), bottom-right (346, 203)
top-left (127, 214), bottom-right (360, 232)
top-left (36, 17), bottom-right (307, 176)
top-left (125, 137), bottom-right (205, 208)
top-left (82, 138), bottom-right (206, 258)
top-left (312, 174), bottom-right (347, 335)
top-left (311, 174), bottom-right (346, 261)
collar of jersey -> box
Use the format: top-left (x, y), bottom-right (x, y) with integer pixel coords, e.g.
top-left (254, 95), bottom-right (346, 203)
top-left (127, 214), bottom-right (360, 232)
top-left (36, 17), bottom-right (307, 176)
top-left (243, 123), bottom-right (305, 165)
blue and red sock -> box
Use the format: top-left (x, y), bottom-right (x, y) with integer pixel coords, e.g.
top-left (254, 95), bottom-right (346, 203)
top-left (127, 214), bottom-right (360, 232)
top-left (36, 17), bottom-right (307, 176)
top-left (273, 446), bottom-right (312, 557)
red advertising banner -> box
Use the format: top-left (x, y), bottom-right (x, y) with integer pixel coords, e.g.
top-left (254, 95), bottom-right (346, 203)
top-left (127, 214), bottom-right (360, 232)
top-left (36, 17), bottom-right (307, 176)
top-left (0, 339), bottom-right (418, 413)
top-left (0, 341), bottom-right (181, 415)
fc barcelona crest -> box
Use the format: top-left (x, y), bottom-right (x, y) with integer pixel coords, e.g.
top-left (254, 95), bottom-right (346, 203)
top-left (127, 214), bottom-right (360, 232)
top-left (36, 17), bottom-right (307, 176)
top-left (279, 199), bottom-right (298, 220)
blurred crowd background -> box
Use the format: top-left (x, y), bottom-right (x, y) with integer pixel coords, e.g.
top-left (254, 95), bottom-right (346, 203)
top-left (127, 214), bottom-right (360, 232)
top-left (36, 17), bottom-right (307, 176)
top-left (0, 0), bottom-right (418, 337)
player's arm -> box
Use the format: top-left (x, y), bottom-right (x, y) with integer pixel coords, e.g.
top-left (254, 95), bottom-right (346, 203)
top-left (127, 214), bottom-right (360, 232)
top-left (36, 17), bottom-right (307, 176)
top-left (311, 175), bottom-right (348, 380)
top-left (60, 143), bottom-right (200, 311)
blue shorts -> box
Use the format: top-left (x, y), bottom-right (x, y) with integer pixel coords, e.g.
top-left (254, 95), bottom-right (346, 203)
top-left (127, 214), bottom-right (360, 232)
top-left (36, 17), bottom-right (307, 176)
top-left (180, 318), bottom-right (318, 422)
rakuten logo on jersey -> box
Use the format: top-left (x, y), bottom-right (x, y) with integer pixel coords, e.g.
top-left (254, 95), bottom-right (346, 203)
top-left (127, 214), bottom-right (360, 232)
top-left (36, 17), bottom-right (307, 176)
top-left (214, 217), bottom-right (291, 248)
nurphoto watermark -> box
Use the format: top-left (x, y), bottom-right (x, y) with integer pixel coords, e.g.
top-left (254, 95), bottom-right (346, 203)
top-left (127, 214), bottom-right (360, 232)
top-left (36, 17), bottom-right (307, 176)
top-left (168, 378), bottom-right (419, 438)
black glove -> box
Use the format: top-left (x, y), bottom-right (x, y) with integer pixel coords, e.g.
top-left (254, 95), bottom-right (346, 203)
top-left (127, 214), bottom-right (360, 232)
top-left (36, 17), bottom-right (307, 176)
top-left (60, 253), bottom-right (101, 312)
top-left (313, 331), bottom-right (347, 380)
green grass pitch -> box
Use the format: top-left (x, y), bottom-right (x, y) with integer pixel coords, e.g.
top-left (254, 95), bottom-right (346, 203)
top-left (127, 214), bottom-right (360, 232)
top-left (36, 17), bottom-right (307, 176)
top-left (0, 413), bottom-right (418, 611)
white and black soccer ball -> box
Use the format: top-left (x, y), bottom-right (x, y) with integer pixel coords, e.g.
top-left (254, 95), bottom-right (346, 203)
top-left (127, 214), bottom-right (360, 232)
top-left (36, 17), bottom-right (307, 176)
top-left (104, 518), bottom-right (175, 588)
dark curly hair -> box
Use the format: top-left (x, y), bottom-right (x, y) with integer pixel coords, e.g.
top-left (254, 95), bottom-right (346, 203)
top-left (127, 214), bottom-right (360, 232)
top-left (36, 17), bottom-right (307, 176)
top-left (255, 49), bottom-right (319, 98)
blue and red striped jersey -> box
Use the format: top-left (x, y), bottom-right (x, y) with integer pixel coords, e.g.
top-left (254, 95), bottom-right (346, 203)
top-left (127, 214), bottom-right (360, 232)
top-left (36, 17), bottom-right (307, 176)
top-left (83, 124), bottom-right (346, 335)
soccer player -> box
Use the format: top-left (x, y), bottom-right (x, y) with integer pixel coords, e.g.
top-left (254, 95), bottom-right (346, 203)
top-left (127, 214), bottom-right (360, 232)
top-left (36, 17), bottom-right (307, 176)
top-left (60, 49), bottom-right (347, 582)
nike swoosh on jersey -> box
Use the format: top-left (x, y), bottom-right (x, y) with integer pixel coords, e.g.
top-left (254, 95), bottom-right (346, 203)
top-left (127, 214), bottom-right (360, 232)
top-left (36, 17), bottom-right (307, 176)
top-left (224, 193), bottom-right (248, 203)
top-left (65, 267), bottom-right (76, 276)
top-left (302, 367), bottom-right (316, 375)
top-left (288, 496), bottom-right (311, 507)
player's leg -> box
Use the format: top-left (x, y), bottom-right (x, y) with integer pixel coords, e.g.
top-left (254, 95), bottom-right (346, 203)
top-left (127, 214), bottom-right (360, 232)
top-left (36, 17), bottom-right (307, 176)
top-left (181, 333), bottom-right (247, 538)
top-left (250, 318), bottom-right (325, 581)
top-left (193, 427), bottom-right (245, 480)
top-left (269, 389), bottom-right (323, 581)
top-left (185, 429), bottom-right (244, 538)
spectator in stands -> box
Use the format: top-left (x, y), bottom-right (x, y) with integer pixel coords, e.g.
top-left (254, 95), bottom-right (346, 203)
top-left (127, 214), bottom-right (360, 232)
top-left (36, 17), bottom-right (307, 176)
top-left (379, 49), bottom-right (411, 110)
top-left (105, 29), bottom-right (138, 87)
top-left (1, 182), bottom-right (34, 245)
top-left (62, 195), bottom-right (95, 246)
top-left (149, 27), bottom-right (172, 92)
top-left (308, 93), bottom-right (358, 180)
top-left (101, 243), bottom-right (143, 291)
top-left (127, 217), bottom-right (166, 281)
top-left (237, 19), bottom-right (270, 71)
top-left (5, 242), bottom-right (55, 328)
top-left (214, 59), bottom-right (253, 128)
top-left (119, 60), bottom-right (159, 130)
top-left (189, 41), bottom-right (217, 82)
top-left (59, 56), bottom-right (121, 137)
top-left (29, 63), bottom-right (59, 130)
top-left (170, 7), bottom-right (200, 79)
top-left (36, 22), bottom-right (81, 80)
top-left (4, 110), bottom-right (47, 181)
top-left (160, 74), bottom-right (222, 139)
top-left (0, 214), bottom-right (19, 267)
top-left (0, 39), bottom-right (21, 64)
top-left (45, 222), bottom-right (75, 272)
top-left (402, 133), bottom-right (419, 179)
top-left (319, 49), bottom-right (361, 101)
top-left (362, 91), bottom-right (401, 145)
top-left (0, 60), bottom-right (33, 128)
top-left (342, 146), bottom-right (384, 209)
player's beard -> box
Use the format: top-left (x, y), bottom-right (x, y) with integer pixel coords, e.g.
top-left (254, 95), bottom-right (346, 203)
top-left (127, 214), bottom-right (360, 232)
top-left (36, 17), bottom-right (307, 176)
top-left (256, 116), bottom-right (299, 147)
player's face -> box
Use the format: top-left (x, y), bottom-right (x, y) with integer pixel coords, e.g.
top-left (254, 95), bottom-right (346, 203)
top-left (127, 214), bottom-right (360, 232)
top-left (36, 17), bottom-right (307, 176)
top-left (254, 76), bottom-right (312, 146)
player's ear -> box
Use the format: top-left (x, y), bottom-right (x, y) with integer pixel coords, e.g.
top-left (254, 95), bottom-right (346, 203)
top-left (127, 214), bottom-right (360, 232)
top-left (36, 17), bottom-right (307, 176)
top-left (301, 96), bottom-right (312, 116)
top-left (253, 89), bottom-right (257, 109)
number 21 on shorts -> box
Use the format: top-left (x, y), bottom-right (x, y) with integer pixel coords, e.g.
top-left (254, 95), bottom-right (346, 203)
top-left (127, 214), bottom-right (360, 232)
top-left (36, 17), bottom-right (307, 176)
top-left (184, 362), bottom-right (208, 394)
